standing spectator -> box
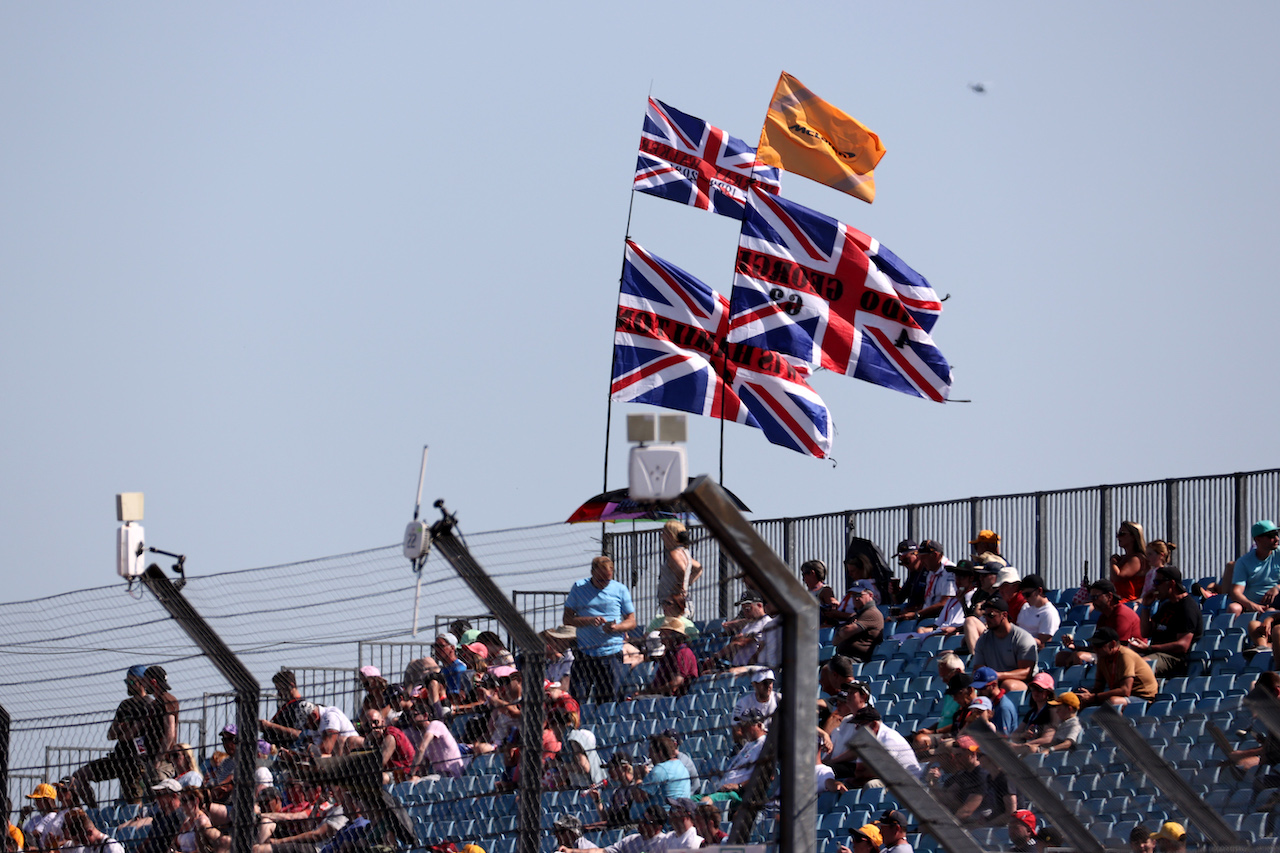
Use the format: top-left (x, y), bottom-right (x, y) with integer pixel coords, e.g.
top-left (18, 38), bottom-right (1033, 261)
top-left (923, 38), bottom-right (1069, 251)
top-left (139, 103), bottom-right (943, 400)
top-left (843, 539), bottom-right (895, 606)
top-left (658, 521), bottom-right (703, 614)
top-left (905, 541), bottom-right (955, 621)
top-left (432, 633), bottom-right (472, 705)
top-left (1076, 627), bottom-right (1158, 706)
top-left (971, 667), bottom-right (1018, 735)
top-left (834, 581), bottom-right (884, 662)
top-left (895, 540), bottom-right (927, 611)
top-left (972, 599), bottom-right (1038, 692)
top-left (260, 671), bottom-right (308, 748)
top-left (646, 595), bottom-right (699, 642)
top-left (1056, 579), bottom-right (1141, 667)
top-left (541, 625), bottom-right (577, 697)
top-left (644, 619), bottom-right (699, 697)
top-left (733, 669), bottom-right (780, 727)
top-left (1132, 566), bottom-right (1203, 677)
top-left (1228, 520), bottom-right (1280, 615)
top-left (878, 810), bottom-right (913, 853)
top-left (143, 667), bottom-right (180, 781)
top-left (1015, 575), bottom-right (1061, 648)
top-left (68, 665), bottom-right (155, 807)
top-left (563, 556), bottom-right (637, 704)
top-left (1110, 521), bottom-right (1150, 604)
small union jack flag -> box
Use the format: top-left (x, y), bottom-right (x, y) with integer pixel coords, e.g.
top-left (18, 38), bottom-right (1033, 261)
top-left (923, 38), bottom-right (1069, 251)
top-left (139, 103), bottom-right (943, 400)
top-left (612, 240), bottom-right (833, 458)
top-left (633, 99), bottom-right (782, 220)
top-left (727, 187), bottom-right (953, 402)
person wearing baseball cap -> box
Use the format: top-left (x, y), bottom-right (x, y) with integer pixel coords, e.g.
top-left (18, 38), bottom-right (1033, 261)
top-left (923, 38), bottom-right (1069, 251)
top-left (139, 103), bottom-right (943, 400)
top-left (971, 666), bottom-right (1018, 734)
top-left (1152, 821), bottom-right (1187, 853)
top-left (903, 540), bottom-right (957, 622)
top-left (839, 823), bottom-right (883, 853)
top-left (1130, 564), bottom-right (1203, 677)
top-left (834, 579), bottom-right (885, 663)
top-left (66, 665), bottom-right (156, 808)
top-left (1010, 672), bottom-right (1055, 745)
top-left (1016, 574), bottom-right (1061, 648)
top-left (1008, 809), bottom-right (1037, 852)
top-left (877, 810), bottom-right (912, 853)
top-left (1076, 626), bottom-right (1158, 707)
top-left (972, 597), bottom-right (1038, 693)
top-left (432, 632), bottom-right (471, 704)
top-left (551, 814), bottom-right (590, 850)
top-left (22, 784), bottom-right (59, 849)
top-left (662, 798), bottom-right (703, 848)
top-left (895, 540), bottom-right (928, 613)
top-left (1228, 520), bottom-right (1280, 615)
top-left (732, 669), bottom-right (779, 727)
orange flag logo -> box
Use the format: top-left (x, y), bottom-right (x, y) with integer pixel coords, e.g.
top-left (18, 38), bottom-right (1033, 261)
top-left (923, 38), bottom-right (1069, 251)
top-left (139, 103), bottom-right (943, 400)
top-left (758, 72), bottom-right (886, 203)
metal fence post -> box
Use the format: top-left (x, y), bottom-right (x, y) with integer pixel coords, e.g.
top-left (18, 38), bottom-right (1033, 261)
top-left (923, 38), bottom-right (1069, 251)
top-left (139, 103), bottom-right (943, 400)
top-left (1034, 492), bottom-right (1047, 575)
top-left (906, 504), bottom-right (919, 544)
top-left (0, 704), bottom-right (7, 836)
top-left (782, 518), bottom-right (796, 568)
top-left (1165, 479), bottom-right (1180, 555)
top-left (969, 498), bottom-right (982, 545)
top-left (1099, 485), bottom-right (1113, 577)
top-left (1235, 472), bottom-right (1250, 557)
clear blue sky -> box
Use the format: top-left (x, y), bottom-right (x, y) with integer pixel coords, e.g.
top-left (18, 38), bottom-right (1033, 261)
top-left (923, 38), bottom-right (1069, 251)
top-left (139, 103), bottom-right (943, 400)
top-left (3, 3), bottom-right (1277, 600)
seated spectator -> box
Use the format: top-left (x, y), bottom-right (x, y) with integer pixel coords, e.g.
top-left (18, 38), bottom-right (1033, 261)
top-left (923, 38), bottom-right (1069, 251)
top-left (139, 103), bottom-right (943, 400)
top-left (476, 631), bottom-right (515, 668)
top-left (1016, 575), bottom-right (1060, 648)
top-left (541, 625), bottom-right (577, 697)
top-left (639, 734), bottom-right (691, 801)
top-left (646, 595), bottom-right (699, 642)
top-left (60, 808), bottom-right (123, 853)
top-left (478, 668), bottom-right (525, 758)
top-left (360, 709), bottom-right (415, 783)
top-left (902, 540), bottom-right (956, 622)
top-left (715, 711), bottom-right (767, 795)
top-left (572, 804), bottom-right (670, 853)
top-left (734, 669), bottom-right (780, 727)
top-left (589, 751), bottom-right (643, 827)
top-left (833, 581), bottom-right (884, 662)
top-left (1228, 520), bottom-right (1280, 615)
top-left (914, 656), bottom-right (968, 741)
top-left (1007, 810), bottom-right (1037, 853)
top-left (929, 736), bottom-right (990, 823)
top-left (358, 667), bottom-right (392, 721)
top-left (962, 696), bottom-right (995, 732)
top-left (299, 705), bottom-right (359, 759)
top-left (1142, 540), bottom-right (1178, 599)
top-left (907, 562), bottom-right (978, 645)
top-left (552, 814), bottom-right (593, 851)
top-left (1040, 692), bottom-right (1083, 751)
top-left (404, 700), bottom-right (463, 779)
top-left (1056, 578), bottom-right (1141, 667)
top-left (1130, 825), bottom-right (1156, 853)
top-left (971, 599), bottom-right (1037, 692)
top-left (22, 784), bottom-right (59, 851)
top-left (1110, 521), bottom-right (1150, 603)
top-left (803, 559), bottom-right (839, 611)
top-left (693, 802), bottom-right (728, 847)
top-left (707, 591), bottom-right (778, 672)
top-left (995, 567), bottom-right (1027, 624)
top-left (1226, 672), bottom-right (1280, 779)
top-left (547, 707), bottom-right (605, 790)
top-left (314, 788), bottom-right (370, 853)
top-left (816, 734), bottom-right (847, 795)
top-left (838, 822), bottom-right (883, 853)
top-left (1076, 627), bottom-right (1158, 706)
top-left (172, 744), bottom-right (203, 788)
top-left (544, 678), bottom-right (581, 728)
top-left (642, 619), bottom-right (699, 697)
top-left (657, 729), bottom-right (700, 793)
top-left (1132, 566), bottom-right (1203, 677)
top-left (177, 786), bottom-right (231, 853)
top-left (1152, 821), bottom-right (1187, 853)
top-left (833, 706), bottom-right (920, 786)
top-left (265, 674), bottom-right (310, 743)
top-left (135, 780), bottom-right (185, 853)
top-left (656, 799), bottom-right (702, 850)
top-left (818, 656), bottom-right (861, 734)
top-left (895, 540), bottom-right (927, 611)
top-left (1011, 673), bottom-right (1055, 743)
top-left (877, 810), bottom-right (912, 853)
top-left (971, 667), bottom-right (1018, 735)
top-left (960, 563), bottom-right (1002, 653)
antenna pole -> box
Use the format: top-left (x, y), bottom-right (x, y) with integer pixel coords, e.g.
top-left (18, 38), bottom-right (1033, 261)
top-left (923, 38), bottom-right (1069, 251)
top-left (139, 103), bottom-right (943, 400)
top-left (410, 445), bottom-right (429, 634)
top-left (413, 446), bottom-right (429, 520)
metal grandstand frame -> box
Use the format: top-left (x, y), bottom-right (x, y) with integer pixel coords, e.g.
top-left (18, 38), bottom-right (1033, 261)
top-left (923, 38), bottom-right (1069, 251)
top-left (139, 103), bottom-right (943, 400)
top-left (606, 467), bottom-right (1280, 618)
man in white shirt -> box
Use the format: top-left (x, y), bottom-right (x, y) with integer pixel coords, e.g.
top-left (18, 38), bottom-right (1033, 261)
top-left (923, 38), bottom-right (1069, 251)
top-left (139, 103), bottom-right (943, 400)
top-left (302, 704), bottom-right (359, 757)
top-left (569, 806), bottom-right (670, 853)
top-left (907, 540), bottom-right (955, 621)
top-left (651, 799), bottom-right (702, 852)
top-left (733, 669), bottom-right (780, 727)
top-left (838, 706), bottom-right (920, 786)
top-left (1015, 574), bottom-right (1061, 648)
top-left (718, 711), bottom-right (768, 792)
top-left (711, 591), bottom-right (779, 671)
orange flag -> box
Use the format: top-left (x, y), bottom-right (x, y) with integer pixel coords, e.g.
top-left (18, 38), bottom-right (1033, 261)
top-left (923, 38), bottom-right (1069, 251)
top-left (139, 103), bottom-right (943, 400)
top-left (758, 72), bottom-right (886, 203)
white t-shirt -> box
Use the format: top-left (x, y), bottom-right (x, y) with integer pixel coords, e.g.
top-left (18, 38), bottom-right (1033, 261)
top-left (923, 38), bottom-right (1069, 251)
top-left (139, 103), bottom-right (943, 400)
top-left (23, 811), bottom-right (59, 847)
top-left (815, 763), bottom-right (836, 794)
top-left (1017, 601), bottom-right (1061, 639)
top-left (922, 563), bottom-right (957, 609)
top-left (872, 723), bottom-right (921, 778)
top-left (64, 839), bottom-right (126, 853)
top-left (731, 616), bottom-right (779, 669)
top-left (307, 706), bottom-right (357, 745)
top-left (651, 826), bottom-right (702, 852)
top-left (733, 691), bottom-right (780, 726)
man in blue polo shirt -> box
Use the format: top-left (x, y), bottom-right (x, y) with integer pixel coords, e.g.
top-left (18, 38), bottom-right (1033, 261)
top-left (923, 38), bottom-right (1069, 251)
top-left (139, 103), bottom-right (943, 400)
top-left (1229, 520), bottom-right (1280, 615)
top-left (564, 556), bottom-right (636, 704)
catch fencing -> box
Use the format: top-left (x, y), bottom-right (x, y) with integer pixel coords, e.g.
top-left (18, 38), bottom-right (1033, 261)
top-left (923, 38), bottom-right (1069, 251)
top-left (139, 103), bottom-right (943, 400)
top-left (608, 468), bottom-right (1280, 618)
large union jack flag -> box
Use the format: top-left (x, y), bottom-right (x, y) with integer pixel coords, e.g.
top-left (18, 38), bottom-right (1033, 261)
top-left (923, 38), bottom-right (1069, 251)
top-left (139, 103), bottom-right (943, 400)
top-left (727, 187), bottom-right (953, 402)
top-left (633, 99), bottom-right (782, 220)
top-left (612, 240), bottom-right (833, 458)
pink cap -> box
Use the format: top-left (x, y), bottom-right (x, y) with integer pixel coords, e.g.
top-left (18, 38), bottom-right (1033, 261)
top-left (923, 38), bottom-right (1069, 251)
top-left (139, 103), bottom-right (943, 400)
top-left (464, 642), bottom-right (489, 659)
top-left (359, 665), bottom-right (381, 679)
top-left (1030, 672), bottom-right (1055, 690)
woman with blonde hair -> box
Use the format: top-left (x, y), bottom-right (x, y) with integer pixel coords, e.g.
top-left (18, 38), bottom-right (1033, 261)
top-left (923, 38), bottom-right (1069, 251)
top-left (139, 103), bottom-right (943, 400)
top-left (1110, 521), bottom-right (1149, 603)
top-left (1141, 540), bottom-right (1178, 598)
top-left (173, 743), bottom-right (203, 788)
top-left (657, 520), bottom-right (702, 616)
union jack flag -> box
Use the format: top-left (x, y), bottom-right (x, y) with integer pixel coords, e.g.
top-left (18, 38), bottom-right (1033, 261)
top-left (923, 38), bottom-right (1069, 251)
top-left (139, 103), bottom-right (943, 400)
top-left (727, 187), bottom-right (953, 402)
top-left (612, 240), bottom-right (833, 458)
top-left (633, 99), bottom-right (782, 220)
